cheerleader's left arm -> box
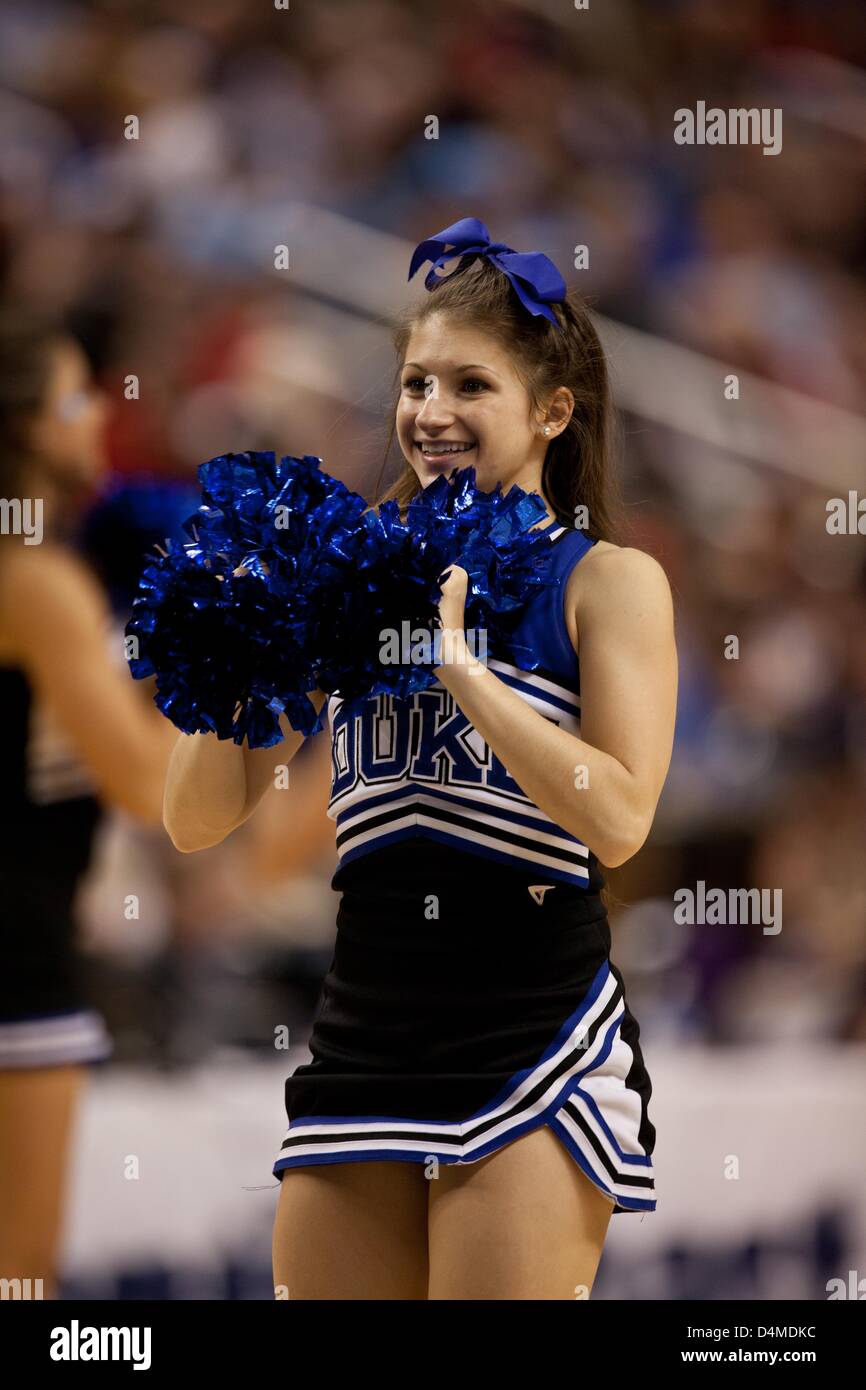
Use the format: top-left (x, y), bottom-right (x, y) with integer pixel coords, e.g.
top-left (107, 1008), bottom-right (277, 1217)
top-left (433, 548), bottom-right (678, 869)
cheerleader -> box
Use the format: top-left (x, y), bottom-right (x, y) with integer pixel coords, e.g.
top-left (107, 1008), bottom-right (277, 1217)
top-left (163, 220), bottom-right (678, 1300)
top-left (0, 311), bottom-right (177, 1296)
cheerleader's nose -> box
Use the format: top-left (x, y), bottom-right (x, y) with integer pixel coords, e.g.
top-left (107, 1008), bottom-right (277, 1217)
top-left (415, 391), bottom-right (456, 428)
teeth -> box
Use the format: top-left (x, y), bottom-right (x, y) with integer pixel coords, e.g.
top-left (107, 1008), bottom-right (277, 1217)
top-left (419, 443), bottom-right (474, 453)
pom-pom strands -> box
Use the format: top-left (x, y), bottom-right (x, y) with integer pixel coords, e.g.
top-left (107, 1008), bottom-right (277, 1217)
top-left (125, 452), bottom-right (365, 747)
top-left (125, 453), bottom-right (559, 748)
top-left (318, 467), bottom-right (559, 717)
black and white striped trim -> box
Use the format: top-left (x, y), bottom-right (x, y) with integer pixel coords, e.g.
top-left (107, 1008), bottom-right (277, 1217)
top-left (334, 790), bottom-right (590, 883)
top-left (0, 1010), bottom-right (113, 1069)
top-left (273, 961), bottom-right (656, 1213)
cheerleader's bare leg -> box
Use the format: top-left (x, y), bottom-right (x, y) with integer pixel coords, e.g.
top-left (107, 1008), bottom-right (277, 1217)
top-left (272, 1158), bottom-right (429, 1300)
top-left (0, 1065), bottom-right (86, 1300)
top-left (426, 1125), bottom-right (615, 1300)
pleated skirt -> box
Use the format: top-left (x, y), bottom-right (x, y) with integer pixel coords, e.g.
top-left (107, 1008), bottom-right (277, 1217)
top-left (273, 838), bottom-right (656, 1214)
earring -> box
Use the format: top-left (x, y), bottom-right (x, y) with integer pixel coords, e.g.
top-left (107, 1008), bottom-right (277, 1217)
top-left (542, 426), bottom-right (551, 436)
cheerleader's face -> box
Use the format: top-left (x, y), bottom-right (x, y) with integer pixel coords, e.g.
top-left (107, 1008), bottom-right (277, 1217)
top-left (28, 339), bottom-right (110, 487)
top-left (397, 316), bottom-right (568, 505)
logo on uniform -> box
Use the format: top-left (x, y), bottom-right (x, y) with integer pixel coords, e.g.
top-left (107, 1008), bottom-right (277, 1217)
top-left (528, 885), bottom-right (555, 905)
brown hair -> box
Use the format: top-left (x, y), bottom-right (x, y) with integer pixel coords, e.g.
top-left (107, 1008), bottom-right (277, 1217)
top-left (0, 307), bottom-right (65, 503)
top-left (371, 256), bottom-right (626, 544)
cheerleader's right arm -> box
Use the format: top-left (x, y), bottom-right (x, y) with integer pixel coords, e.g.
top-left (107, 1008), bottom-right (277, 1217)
top-left (162, 688), bottom-right (327, 853)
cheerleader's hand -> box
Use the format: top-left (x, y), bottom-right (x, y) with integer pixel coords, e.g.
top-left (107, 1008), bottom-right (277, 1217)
top-left (436, 563), bottom-right (468, 635)
top-left (229, 560), bottom-right (270, 579)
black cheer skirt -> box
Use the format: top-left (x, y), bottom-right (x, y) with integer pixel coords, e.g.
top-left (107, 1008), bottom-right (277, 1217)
top-left (272, 837), bottom-right (656, 1213)
top-left (0, 849), bottom-right (113, 1070)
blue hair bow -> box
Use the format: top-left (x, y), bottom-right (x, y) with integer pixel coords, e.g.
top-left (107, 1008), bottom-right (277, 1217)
top-left (408, 216), bottom-right (566, 328)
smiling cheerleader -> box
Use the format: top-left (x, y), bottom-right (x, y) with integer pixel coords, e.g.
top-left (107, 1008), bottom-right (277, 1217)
top-left (164, 218), bottom-right (678, 1300)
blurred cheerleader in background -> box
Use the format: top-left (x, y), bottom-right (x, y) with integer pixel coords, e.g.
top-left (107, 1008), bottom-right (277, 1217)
top-left (0, 311), bottom-right (177, 1297)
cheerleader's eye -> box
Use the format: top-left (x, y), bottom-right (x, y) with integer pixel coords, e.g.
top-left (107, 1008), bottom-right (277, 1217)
top-left (402, 376), bottom-right (490, 394)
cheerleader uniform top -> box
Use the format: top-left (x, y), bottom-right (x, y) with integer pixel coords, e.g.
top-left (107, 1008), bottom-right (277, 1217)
top-left (325, 516), bottom-right (605, 898)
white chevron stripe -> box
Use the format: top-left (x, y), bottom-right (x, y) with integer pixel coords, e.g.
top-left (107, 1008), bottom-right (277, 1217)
top-left (560, 1059), bottom-right (656, 1176)
top-left (554, 1092), bottom-right (655, 1185)
top-left (549, 1110), bottom-right (655, 1206)
top-left (551, 1099), bottom-right (656, 1197)
top-left (338, 791), bottom-right (589, 856)
top-left (338, 811), bottom-right (590, 880)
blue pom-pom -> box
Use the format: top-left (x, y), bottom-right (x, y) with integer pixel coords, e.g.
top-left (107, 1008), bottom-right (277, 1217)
top-left (125, 452), bottom-right (560, 747)
top-left (320, 466), bottom-right (558, 714)
top-left (125, 451), bottom-right (364, 747)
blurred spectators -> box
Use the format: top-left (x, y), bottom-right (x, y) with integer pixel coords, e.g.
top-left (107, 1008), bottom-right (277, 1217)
top-left (1, 0), bottom-right (864, 1064)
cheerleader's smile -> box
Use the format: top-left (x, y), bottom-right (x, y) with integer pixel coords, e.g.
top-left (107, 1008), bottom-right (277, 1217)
top-left (415, 439), bottom-right (477, 467)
